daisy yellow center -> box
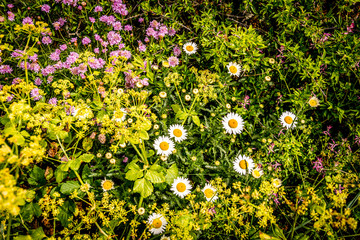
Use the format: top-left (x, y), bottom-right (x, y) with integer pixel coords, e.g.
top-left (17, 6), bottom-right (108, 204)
top-left (274, 180), bottom-right (280, 185)
top-left (239, 160), bottom-right (248, 169)
top-left (204, 188), bottom-right (214, 198)
top-left (116, 112), bottom-right (124, 118)
top-left (229, 66), bottom-right (238, 74)
top-left (159, 141), bottom-right (169, 151)
top-left (176, 182), bottom-right (186, 192)
top-left (253, 170), bottom-right (260, 177)
top-left (152, 219), bottom-right (162, 229)
top-left (186, 45), bottom-right (194, 52)
top-left (309, 99), bottom-right (318, 107)
top-left (284, 116), bottom-right (293, 124)
top-left (173, 129), bottom-right (183, 137)
top-left (228, 119), bottom-right (238, 128)
top-left (102, 180), bottom-right (113, 190)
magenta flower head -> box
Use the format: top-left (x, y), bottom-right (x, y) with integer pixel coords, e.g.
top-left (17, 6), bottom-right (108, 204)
top-left (41, 4), bottom-right (51, 13)
top-left (82, 37), bottom-right (91, 45)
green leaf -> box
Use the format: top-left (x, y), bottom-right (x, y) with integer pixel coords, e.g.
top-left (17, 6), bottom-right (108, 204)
top-left (176, 111), bottom-right (188, 120)
top-left (139, 130), bottom-right (149, 140)
top-left (165, 164), bottom-right (178, 185)
top-left (55, 168), bottom-right (68, 183)
top-left (30, 227), bottom-right (46, 240)
top-left (78, 153), bottom-right (94, 163)
top-left (127, 161), bottom-right (141, 171)
top-left (60, 181), bottom-right (80, 195)
top-left (133, 178), bottom-right (153, 198)
top-left (82, 137), bottom-right (93, 151)
top-left (14, 236), bottom-right (32, 240)
top-left (21, 202), bottom-right (42, 221)
top-left (192, 115), bottom-right (200, 126)
top-left (171, 104), bottom-right (182, 113)
top-left (125, 168), bottom-right (144, 181)
top-left (28, 166), bottom-right (45, 186)
top-left (145, 165), bottom-right (165, 184)
top-left (58, 200), bottom-right (75, 227)
top-left (69, 158), bottom-right (82, 171)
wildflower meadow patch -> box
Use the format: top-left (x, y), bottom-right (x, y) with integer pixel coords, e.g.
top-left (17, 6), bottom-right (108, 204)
top-left (0, 0), bottom-right (360, 239)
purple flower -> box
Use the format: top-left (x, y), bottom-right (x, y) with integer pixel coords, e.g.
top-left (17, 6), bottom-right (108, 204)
top-left (94, 48), bottom-right (100, 54)
top-left (30, 88), bottom-right (42, 101)
top-left (112, 0), bottom-right (128, 16)
top-left (88, 57), bottom-right (105, 69)
top-left (82, 37), bottom-right (91, 45)
top-left (150, 20), bottom-right (160, 29)
top-left (138, 42), bottom-right (146, 52)
top-left (168, 28), bottom-right (176, 36)
top-left (6, 94), bottom-right (14, 102)
top-left (42, 36), bottom-right (52, 45)
top-left (65, 52), bottom-right (79, 64)
top-left (173, 46), bottom-right (181, 56)
top-left (107, 31), bottom-right (122, 46)
top-left (123, 156), bottom-right (128, 163)
top-left (94, 6), bottom-right (103, 12)
top-left (50, 49), bottom-right (61, 61)
top-left (138, 18), bottom-right (144, 23)
top-left (0, 65), bottom-right (13, 74)
top-left (312, 157), bottom-right (324, 173)
top-left (41, 65), bottom-right (56, 76)
top-left (71, 37), bottom-right (77, 43)
top-left (41, 4), bottom-right (51, 13)
top-left (89, 17), bottom-right (96, 23)
top-left (124, 25), bottom-right (132, 31)
top-left (7, 11), bottom-right (15, 21)
top-left (7, 4), bottom-right (14, 8)
top-left (168, 56), bottom-right (179, 67)
top-left (22, 17), bottom-right (33, 25)
top-left (112, 21), bottom-right (122, 30)
top-left (60, 44), bottom-right (67, 51)
top-left (48, 97), bottom-right (58, 105)
top-left (34, 77), bottom-right (42, 86)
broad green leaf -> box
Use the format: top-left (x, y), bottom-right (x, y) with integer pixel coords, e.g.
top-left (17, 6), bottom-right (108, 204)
top-left (78, 153), bottom-right (94, 163)
top-left (126, 168), bottom-right (143, 181)
top-left (28, 166), bottom-right (45, 186)
top-left (60, 181), bottom-right (80, 195)
top-left (69, 158), bottom-right (81, 171)
top-left (82, 138), bottom-right (93, 152)
top-left (139, 130), bottom-right (149, 140)
top-left (55, 168), bottom-right (68, 183)
top-left (58, 200), bottom-right (75, 227)
top-left (30, 227), bottom-right (46, 240)
top-left (165, 164), bottom-right (178, 185)
top-left (133, 178), bottom-right (153, 198)
top-left (145, 167), bottom-right (165, 184)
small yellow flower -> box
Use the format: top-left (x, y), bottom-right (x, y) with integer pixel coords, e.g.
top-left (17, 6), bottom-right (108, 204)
top-left (308, 96), bottom-right (320, 107)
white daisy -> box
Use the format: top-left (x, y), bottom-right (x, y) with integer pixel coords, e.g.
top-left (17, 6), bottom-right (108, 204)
top-left (233, 155), bottom-right (255, 175)
top-left (113, 108), bottom-right (127, 122)
top-left (202, 184), bottom-right (218, 202)
top-left (183, 42), bottom-right (197, 55)
top-left (148, 213), bottom-right (167, 235)
top-left (226, 62), bottom-right (242, 77)
top-left (153, 136), bottom-right (175, 156)
top-left (222, 112), bottom-right (244, 135)
top-left (170, 177), bottom-right (192, 198)
top-left (168, 124), bottom-right (187, 142)
top-left (160, 236), bottom-right (170, 240)
top-left (308, 96), bottom-right (320, 107)
top-left (252, 168), bottom-right (264, 178)
top-left (101, 179), bottom-right (115, 192)
top-left (272, 178), bottom-right (282, 188)
top-left (279, 111), bottom-right (297, 129)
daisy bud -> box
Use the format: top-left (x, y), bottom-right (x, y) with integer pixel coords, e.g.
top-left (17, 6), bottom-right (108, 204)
top-left (265, 76), bottom-right (271, 81)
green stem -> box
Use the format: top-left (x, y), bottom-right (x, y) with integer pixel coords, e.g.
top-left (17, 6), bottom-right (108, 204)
top-left (290, 214), bottom-right (298, 240)
top-left (295, 155), bottom-right (306, 189)
top-left (175, 83), bottom-right (186, 112)
top-left (130, 142), bottom-right (147, 165)
top-left (6, 215), bottom-right (12, 240)
top-left (182, 95), bottom-right (199, 125)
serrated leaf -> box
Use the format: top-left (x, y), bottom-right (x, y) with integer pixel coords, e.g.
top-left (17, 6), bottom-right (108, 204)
top-left (60, 181), bottom-right (80, 195)
top-left (133, 178), bottom-right (153, 198)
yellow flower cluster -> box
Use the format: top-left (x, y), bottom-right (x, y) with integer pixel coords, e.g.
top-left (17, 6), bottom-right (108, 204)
top-left (0, 168), bottom-right (27, 215)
